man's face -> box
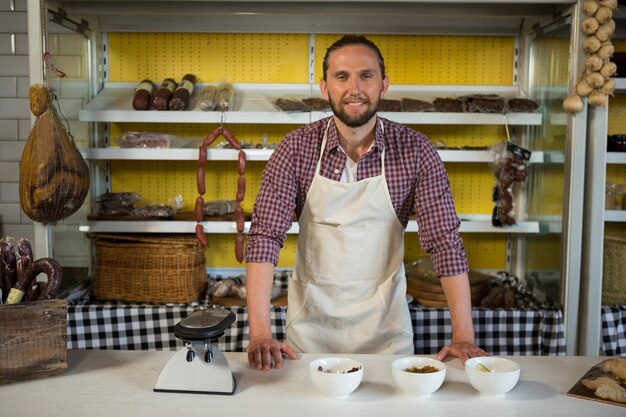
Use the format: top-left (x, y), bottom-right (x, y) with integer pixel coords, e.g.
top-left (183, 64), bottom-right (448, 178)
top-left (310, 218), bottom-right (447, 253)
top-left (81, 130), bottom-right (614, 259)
top-left (320, 45), bottom-right (389, 128)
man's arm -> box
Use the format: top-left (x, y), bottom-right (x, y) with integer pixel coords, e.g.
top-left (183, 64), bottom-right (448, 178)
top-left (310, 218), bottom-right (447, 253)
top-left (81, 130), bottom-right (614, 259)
top-left (246, 262), bottom-right (297, 370)
top-left (435, 273), bottom-right (487, 363)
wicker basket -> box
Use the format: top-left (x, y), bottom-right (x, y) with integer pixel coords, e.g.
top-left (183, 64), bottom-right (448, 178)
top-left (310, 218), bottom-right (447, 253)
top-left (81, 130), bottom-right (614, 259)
top-left (89, 233), bottom-right (207, 304)
top-left (603, 234), bottom-right (626, 306)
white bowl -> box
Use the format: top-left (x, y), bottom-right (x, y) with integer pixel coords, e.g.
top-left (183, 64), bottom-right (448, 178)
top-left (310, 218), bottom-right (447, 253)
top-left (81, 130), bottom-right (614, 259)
top-left (465, 357), bottom-right (521, 396)
top-left (309, 357), bottom-right (364, 398)
top-left (391, 357), bottom-right (446, 396)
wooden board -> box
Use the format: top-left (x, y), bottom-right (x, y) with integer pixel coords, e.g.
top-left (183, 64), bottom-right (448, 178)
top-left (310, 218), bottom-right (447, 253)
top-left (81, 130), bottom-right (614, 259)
top-left (212, 290), bottom-right (288, 307)
top-left (407, 277), bottom-right (488, 295)
top-left (566, 359), bottom-right (626, 408)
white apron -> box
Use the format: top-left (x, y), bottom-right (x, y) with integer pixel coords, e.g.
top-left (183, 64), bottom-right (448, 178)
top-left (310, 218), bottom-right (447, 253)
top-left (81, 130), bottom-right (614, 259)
top-left (286, 119), bottom-right (414, 354)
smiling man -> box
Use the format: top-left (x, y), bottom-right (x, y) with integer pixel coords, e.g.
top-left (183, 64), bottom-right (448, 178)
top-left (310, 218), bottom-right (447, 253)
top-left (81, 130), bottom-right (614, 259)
top-left (245, 35), bottom-right (486, 371)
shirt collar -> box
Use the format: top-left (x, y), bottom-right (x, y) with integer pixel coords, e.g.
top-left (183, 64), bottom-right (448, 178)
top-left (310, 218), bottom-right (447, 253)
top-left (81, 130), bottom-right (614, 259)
top-left (324, 116), bottom-right (385, 153)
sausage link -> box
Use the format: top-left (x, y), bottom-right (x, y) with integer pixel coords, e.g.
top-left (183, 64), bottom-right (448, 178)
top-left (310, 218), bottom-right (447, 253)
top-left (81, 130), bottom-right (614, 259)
top-left (1, 239), bottom-right (17, 290)
top-left (152, 78), bottom-right (176, 111)
top-left (236, 176), bottom-right (245, 202)
top-left (195, 196), bottom-right (205, 222)
top-left (199, 145), bottom-right (207, 167)
top-left (195, 223), bottom-right (208, 248)
top-left (15, 253), bottom-right (34, 292)
top-left (33, 257), bottom-right (63, 300)
top-left (15, 238), bottom-right (35, 300)
top-left (169, 73), bottom-right (196, 111)
top-left (0, 244), bottom-right (6, 301)
top-left (221, 127), bottom-right (241, 150)
top-left (235, 204), bottom-right (244, 233)
top-left (238, 150), bottom-right (246, 175)
top-left (17, 238), bottom-right (33, 262)
top-left (203, 127), bottom-right (222, 147)
top-left (197, 166), bottom-right (205, 195)
top-left (132, 79), bottom-right (155, 110)
top-left (235, 233), bottom-right (244, 263)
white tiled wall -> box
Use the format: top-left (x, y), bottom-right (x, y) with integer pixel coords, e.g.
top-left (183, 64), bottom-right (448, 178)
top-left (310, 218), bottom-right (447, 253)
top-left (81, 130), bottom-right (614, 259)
top-left (0, 1), bottom-right (93, 269)
top-left (0, 0), bottom-right (33, 241)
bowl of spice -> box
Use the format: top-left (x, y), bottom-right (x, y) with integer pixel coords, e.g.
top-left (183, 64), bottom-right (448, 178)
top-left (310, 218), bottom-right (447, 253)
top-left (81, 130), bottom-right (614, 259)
top-left (309, 357), bottom-right (364, 398)
top-left (391, 357), bottom-right (447, 396)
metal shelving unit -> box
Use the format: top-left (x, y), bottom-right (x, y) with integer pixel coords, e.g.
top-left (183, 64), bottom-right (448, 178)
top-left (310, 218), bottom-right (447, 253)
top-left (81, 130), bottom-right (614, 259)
top-left (79, 83), bottom-right (543, 126)
top-left (30, 0), bottom-right (591, 356)
top-left (80, 147), bottom-right (546, 163)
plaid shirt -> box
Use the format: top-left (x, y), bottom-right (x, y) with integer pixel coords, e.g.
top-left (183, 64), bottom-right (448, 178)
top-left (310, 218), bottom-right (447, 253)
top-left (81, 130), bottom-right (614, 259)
top-left (246, 116), bottom-right (468, 278)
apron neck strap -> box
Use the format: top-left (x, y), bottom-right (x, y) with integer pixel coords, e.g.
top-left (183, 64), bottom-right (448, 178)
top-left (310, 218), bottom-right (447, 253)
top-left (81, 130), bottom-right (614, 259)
top-left (315, 117), bottom-right (385, 177)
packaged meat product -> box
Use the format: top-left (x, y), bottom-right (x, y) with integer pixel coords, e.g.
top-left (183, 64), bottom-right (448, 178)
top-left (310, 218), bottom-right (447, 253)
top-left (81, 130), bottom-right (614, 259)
top-left (302, 97), bottom-right (330, 111)
top-left (459, 94), bottom-right (505, 113)
top-left (507, 98), bottom-right (540, 112)
top-left (274, 98), bottom-right (311, 112)
top-left (169, 74), bottom-right (197, 111)
top-left (133, 204), bottom-right (175, 218)
top-left (199, 85), bottom-right (217, 111)
top-left (215, 82), bottom-right (235, 111)
top-left (203, 200), bottom-right (237, 216)
top-left (378, 99), bottom-right (402, 112)
top-left (433, 97), bottom-right (464, 112)
top-left (113, 131), bottom-right (179, 148)
top-left (152, 78), bottom-right (177, 110)
top-left (401, 98), bottom-right (435, 112)
top-left (132, 79), bottom-right (155, 110)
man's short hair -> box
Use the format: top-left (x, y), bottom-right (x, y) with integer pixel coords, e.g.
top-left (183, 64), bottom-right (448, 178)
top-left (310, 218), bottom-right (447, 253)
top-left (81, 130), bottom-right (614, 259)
top-left (322, 35), bottom-right (386, 81)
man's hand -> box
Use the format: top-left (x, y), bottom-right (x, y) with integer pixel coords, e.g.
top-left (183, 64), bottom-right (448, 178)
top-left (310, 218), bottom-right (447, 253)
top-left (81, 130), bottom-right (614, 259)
top-left (435, 341), bottom-right (488, 364)
top-left (246, 336), bottom-right (298, 371)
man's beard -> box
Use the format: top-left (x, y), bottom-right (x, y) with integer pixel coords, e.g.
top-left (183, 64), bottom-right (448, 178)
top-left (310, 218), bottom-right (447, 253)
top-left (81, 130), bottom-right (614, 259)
top-left (328, 95), bottom-right (380, 128)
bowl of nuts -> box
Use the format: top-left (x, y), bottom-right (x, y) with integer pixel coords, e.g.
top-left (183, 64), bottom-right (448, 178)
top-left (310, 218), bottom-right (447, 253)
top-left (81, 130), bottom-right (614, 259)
top-left (391, 356), bottom-right (447, 396)
top-left (309, 357), bottom-right (364, 398)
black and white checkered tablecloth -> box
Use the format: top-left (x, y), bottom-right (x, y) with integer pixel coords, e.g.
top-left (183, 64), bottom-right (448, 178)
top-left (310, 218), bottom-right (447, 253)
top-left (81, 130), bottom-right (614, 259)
top-left (67, 302), bottom-right (566, 355)
top-left (601, 305), bottom-right (626, 356)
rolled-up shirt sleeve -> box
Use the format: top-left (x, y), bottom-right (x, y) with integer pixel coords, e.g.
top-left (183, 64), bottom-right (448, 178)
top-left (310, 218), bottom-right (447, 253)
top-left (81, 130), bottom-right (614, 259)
top-left (415, 141), bottom-right (469, 278)
top-left (245, 136), bottom-right (299, 265)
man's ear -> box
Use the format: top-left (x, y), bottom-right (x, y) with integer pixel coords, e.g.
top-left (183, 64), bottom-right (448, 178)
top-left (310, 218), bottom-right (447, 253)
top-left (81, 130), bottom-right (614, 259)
top-left (319, 78), bottom-right (329, 100)
top-left (381, 76), bottom-right (390, 97)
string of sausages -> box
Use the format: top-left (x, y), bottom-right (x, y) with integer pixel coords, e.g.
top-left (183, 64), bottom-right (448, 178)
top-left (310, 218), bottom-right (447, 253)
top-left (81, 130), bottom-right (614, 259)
top-left (1, 238), bottom-right (62, 304)
top-left (196, 126), bottom-right (246, 263)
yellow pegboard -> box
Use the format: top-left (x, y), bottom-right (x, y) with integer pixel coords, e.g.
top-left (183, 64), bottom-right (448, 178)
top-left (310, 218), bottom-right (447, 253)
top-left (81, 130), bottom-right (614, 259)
top-left (608, 94), bottom-right (626, 135)
top-left (106, 33), bottom-right (529, 269)
top-left (528, 36), bottom-right (570, 88)
top-left (314, 34), bottom-right (515, 85)
top-left (404, 234), bottom-right (507, 270)
top-left (414, 125), bottom-right (508, 149)
top-left (524, 234), bottom-right (561, 270)
top-left (111, 160), bottom-right (263, 213)
top-left (606, 165), bottom-right (626, 187)
top-left (446, 163), bottom-right (495, 214)
top-left (605, 223), bottom-right (626, 235)
top-left (526, 165), bottom-right (564, 216)
top-left (108, 33), bottom-right (309, 83)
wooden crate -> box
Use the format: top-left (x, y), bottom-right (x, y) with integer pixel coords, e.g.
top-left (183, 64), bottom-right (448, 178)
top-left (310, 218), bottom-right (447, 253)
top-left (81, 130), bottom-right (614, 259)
top-left (0, 299), bottom-right (67, 384)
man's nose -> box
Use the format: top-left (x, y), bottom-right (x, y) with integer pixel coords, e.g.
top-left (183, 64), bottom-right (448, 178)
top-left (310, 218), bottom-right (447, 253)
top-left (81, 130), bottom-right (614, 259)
top-left (347, 77), bottom-right (361, 94)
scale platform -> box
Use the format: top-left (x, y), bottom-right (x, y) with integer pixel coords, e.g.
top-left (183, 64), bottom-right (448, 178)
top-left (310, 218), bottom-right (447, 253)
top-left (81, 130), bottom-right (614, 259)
top-left (154, 308), bottom-right (237, 395)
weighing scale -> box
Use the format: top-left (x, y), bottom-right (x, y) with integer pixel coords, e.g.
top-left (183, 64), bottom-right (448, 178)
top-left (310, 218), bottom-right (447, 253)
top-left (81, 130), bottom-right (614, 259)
top-left (154, 308), bottom-right (237, 395)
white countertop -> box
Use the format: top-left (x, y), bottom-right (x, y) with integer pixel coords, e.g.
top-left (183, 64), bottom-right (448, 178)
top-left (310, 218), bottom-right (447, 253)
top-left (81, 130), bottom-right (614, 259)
top-left (0, 350), bottom-right (623, 417)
